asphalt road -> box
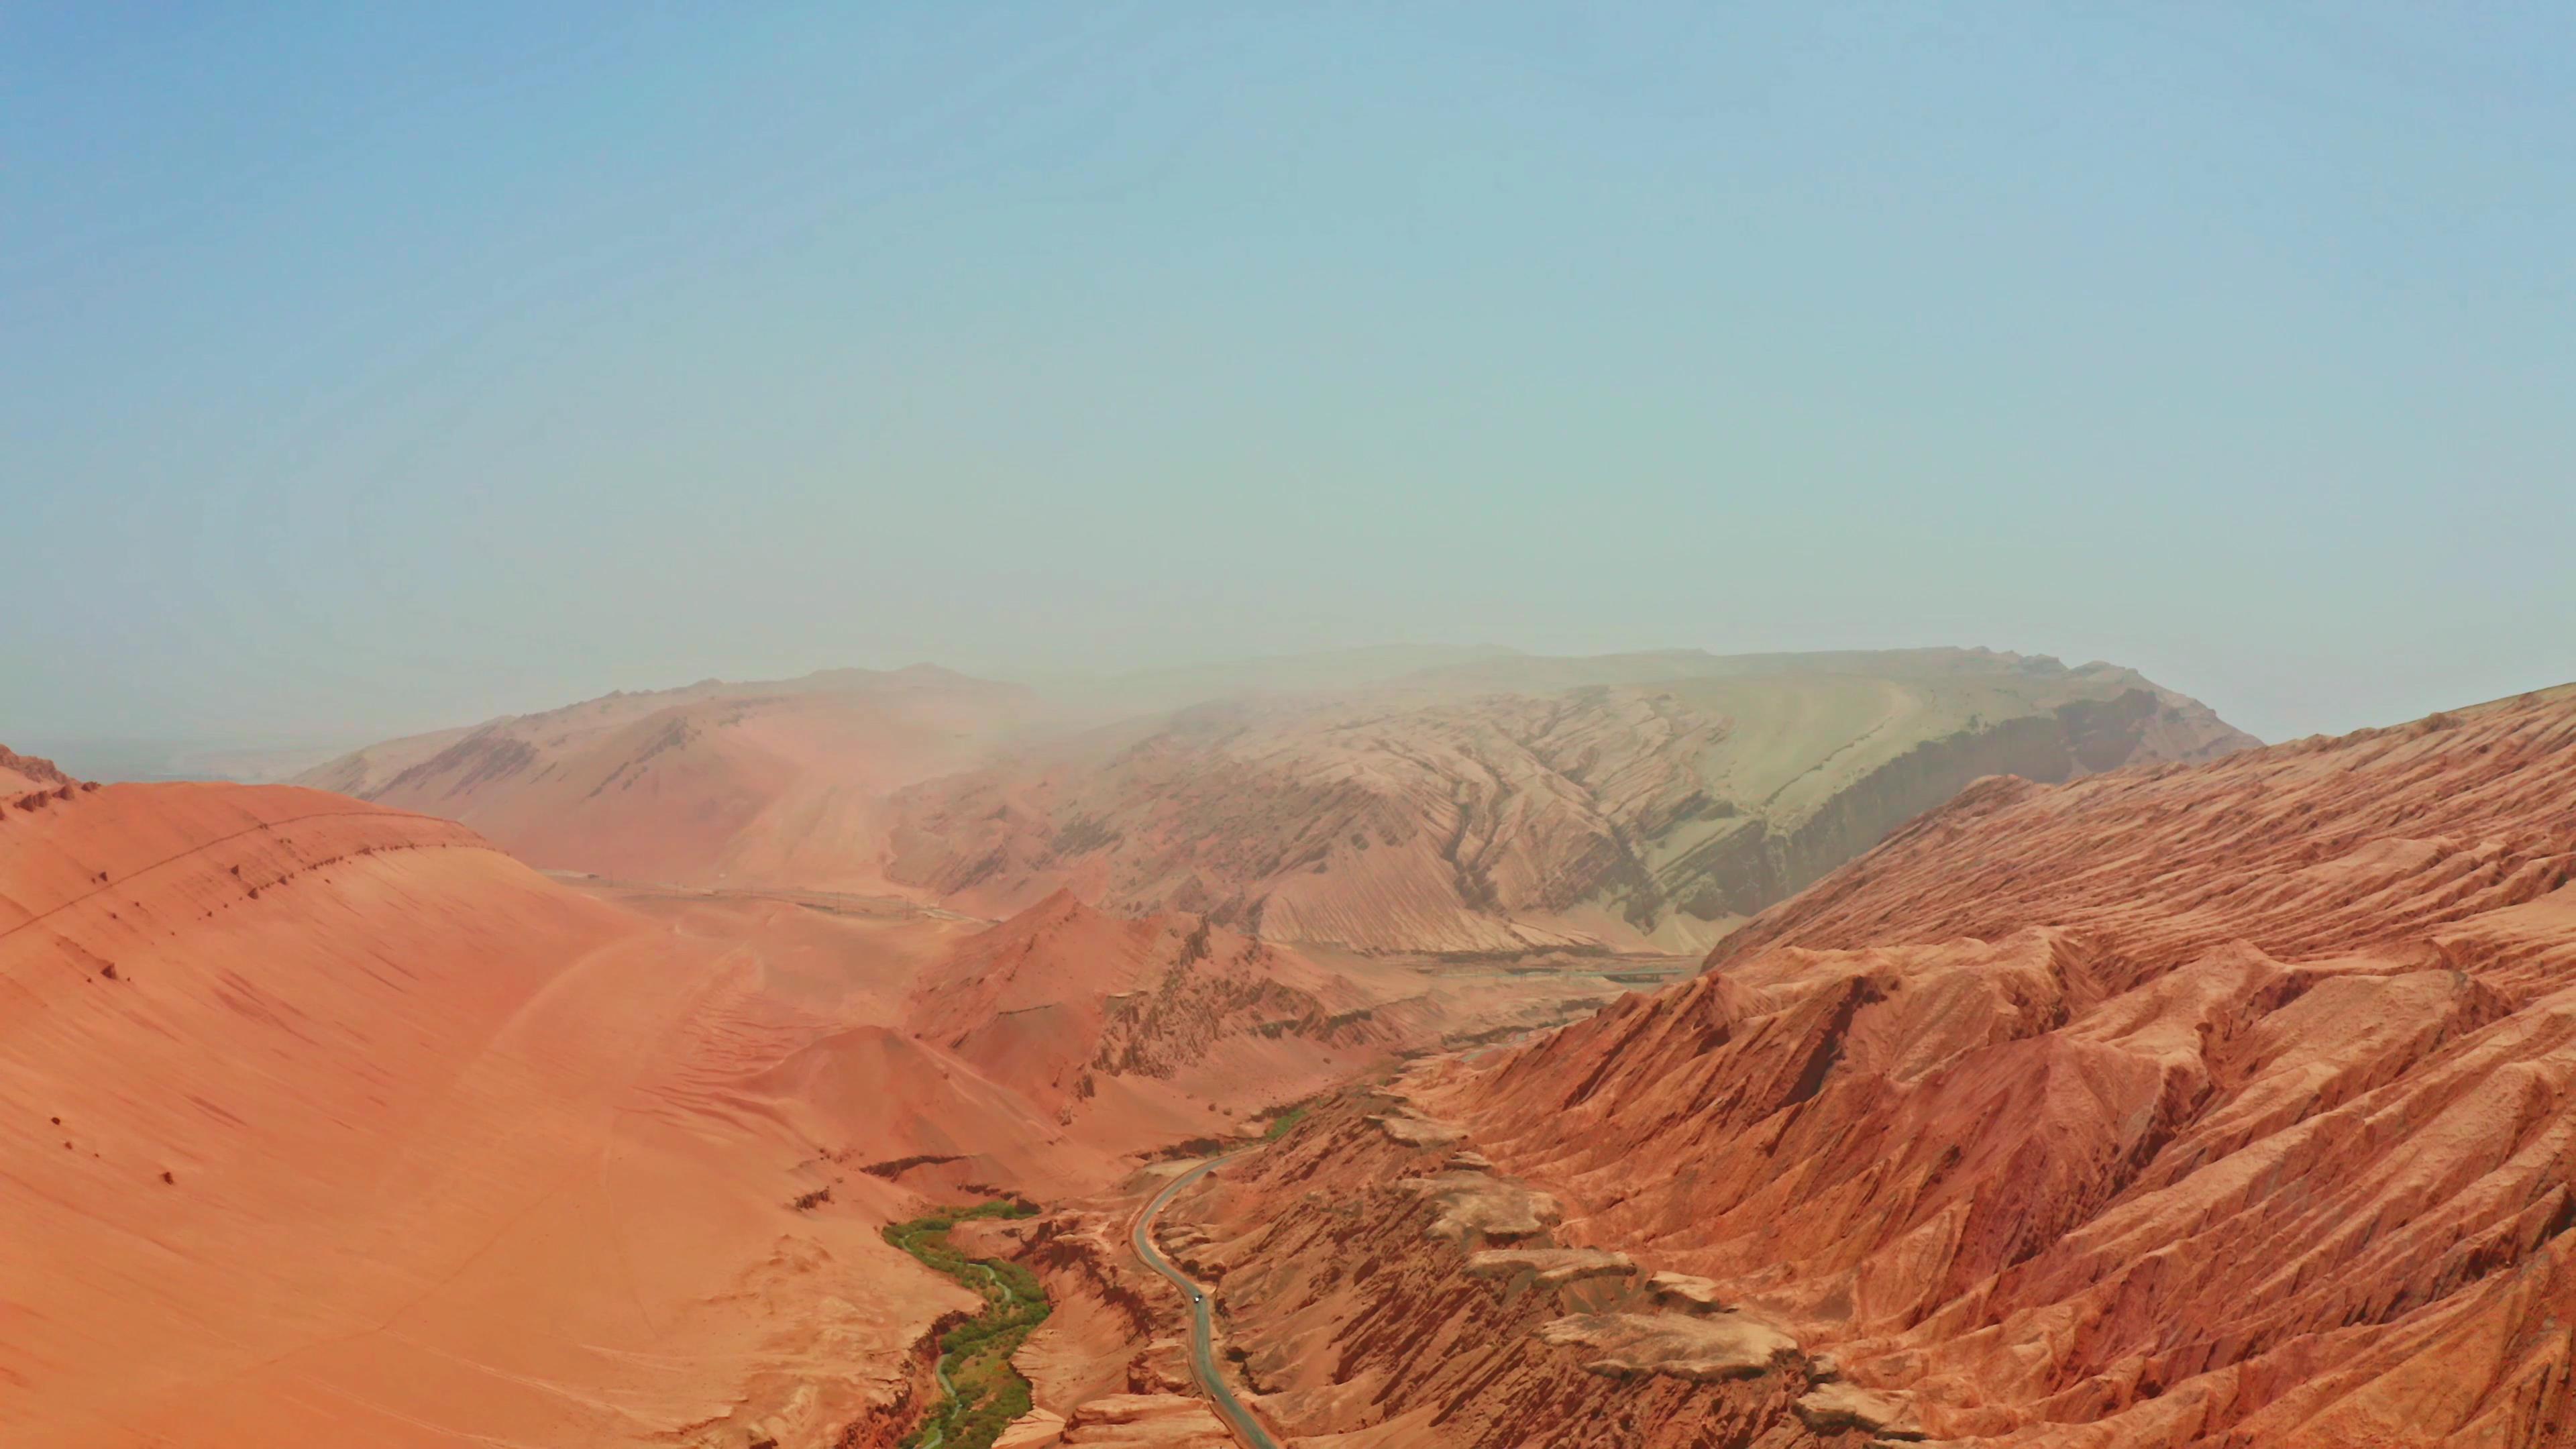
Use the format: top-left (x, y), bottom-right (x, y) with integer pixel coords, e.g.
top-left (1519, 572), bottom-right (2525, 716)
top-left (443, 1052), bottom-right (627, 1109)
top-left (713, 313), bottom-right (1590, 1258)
top-left (1130, 1153), bottom-right (1287, 1449)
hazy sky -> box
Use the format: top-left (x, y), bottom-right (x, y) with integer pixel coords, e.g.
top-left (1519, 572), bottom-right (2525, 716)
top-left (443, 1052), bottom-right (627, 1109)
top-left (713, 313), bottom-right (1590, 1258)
top-left (5, 3), bottom-right (2569, 749)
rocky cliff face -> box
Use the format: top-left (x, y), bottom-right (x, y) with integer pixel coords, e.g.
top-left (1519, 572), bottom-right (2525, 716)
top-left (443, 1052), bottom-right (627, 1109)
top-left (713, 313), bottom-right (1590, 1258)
top-left (953, 1208), bottom-right (1240, 1449)
top-left (0, 741), bottom-right (75, 796)
top-left (1158, 1098), bottom-right (1833, 1449)
top-left (905, 892), bottom-right (1434, 1138)
top-left (1160, 685), bottom-right (2576, 1448)
top-left (1654, 690), bottom-right (2223, 924)
top-left (890, 652), bottom-right (2257, 956)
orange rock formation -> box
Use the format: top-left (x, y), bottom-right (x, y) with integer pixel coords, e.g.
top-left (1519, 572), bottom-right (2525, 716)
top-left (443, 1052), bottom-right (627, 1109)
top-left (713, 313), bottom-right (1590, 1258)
top-left (0, 742), bottom-right (74, 796)
top-left (1160, 685), bottom-right (2576, 1448)
top-left (0, 765), bottom-right (1600, 1445)
top-left (889, 649), bottom-right (2253, 955)
top-left (910, 892), bottom-right (1419, 1138)
top-left (302, 650), bottom-right (2251, 958)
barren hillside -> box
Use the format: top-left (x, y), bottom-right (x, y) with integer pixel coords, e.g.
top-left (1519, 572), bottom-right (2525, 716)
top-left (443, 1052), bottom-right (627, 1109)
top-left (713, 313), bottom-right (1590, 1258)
top-left (889, 649), bottom-right (2256, 955)
top-left (1148, 684), bottom-right (2576, 1448)
top-left (0, 758), bottom-right (1619, 1445)
top-left (297, 664), bottom-right (1042, 890)
top-left (0, 743), bottom-right (74, 796)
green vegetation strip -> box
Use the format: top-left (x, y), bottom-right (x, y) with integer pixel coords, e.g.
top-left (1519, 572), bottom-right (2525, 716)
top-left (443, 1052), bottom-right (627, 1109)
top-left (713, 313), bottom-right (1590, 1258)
top-left (885, 1200), bottom-right (1049, 1449)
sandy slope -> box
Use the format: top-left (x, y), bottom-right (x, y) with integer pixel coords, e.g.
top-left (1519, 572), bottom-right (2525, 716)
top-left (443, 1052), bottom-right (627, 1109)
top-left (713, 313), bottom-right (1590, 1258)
top-left (1155, 685), bottom-right (2576, 1448)
top-left (297, 664), bottom-right (1041, 893)
top-left (0, 764), bottom-right (1620, 1445)
top-left (815, 889), bottom-right (1629, 1203)
top-left (0, 780), bottom-right (1000, 1446)
top-left (910, 893), bottom-right (1430, 1154)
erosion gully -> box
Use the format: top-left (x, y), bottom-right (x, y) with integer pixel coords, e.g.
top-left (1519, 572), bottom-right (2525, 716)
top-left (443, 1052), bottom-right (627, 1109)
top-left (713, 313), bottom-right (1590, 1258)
top-left (891, 1118), bottom-right (1297, 1449)
top-left (883, 1201), bottom-right (1049, 1449)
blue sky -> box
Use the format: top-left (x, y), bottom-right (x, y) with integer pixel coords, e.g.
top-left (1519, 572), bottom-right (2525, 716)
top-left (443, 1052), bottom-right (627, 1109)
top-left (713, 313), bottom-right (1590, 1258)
top-left (5, 2), bottom-right (2569, 747)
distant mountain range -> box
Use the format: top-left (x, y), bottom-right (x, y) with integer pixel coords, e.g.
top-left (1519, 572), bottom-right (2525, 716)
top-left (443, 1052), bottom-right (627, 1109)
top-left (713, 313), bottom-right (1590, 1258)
top-left (294, 645), bottom-right (2257, 954)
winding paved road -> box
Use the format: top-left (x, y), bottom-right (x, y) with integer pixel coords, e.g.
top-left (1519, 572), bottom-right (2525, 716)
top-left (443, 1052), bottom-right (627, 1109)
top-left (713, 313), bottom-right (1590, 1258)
top-left (1130, 1153), bottom-right (1286, 1449)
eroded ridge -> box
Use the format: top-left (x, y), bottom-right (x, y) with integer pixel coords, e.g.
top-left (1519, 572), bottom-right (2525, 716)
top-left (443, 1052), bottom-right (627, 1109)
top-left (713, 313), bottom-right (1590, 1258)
top-left (1161, 690), bottom-right (2576, 1448)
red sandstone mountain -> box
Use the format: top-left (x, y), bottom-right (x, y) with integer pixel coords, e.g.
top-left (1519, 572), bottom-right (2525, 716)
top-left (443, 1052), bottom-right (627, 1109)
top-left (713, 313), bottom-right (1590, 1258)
top-left (300, 650), bottom-right (2250, 959)
top-left (911, 892), bottom-right (1425, 1132)
top-left (1151, 684), bottom-right (2576, 1448)
top-left (0, 777), bottom-right (1032, 1446)
top-left (888, 649), bottom-right (2255, 955)
top-left (857, 891), bottom-right (1627, 1203)
top-left (0, 774), bottom-right (1419, 1446)
top-left (296, 664), bottom-right (1040, 890)
top-left (0, 763), bottom-right (1611, 1445)
top-left (0, 743), bottom-right (74, 796)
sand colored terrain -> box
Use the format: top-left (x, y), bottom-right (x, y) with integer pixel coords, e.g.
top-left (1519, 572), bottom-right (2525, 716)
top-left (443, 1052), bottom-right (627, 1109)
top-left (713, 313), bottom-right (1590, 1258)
top-left (909, 893), bottom-right (1420, 1142)
top-left (993, 1395), bottom-right (1234, 1448)
top-left (1146, 686), bottom-right (2576, 1448)
top-left (301, 650), bottom-right (2249, 961)
top-left (869, 890), bottom-right (1643, 1202)
top-left (298, 664), bottom-right (1042, 892)
top-left (0, 777), bottom-right (1020, 1446)
top-left (0, 755), bottom-right (1632, 1445)
top-left (888, 649), bottom-right (2254, 956)
top-left (0, 743), bottom-right (74, 797)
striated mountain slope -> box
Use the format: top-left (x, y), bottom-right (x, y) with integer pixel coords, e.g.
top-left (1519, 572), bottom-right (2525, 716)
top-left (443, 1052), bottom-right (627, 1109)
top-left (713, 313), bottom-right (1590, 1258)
top-left (888, 649), bottom-right (2255, 956)
top-left (297, 664), bottom-right (1040, 890)
top-left (1150, 684), bottom-right (2576, 1449)
top-left (865, 891), bottom-right (1634, 1203)
top-left (913, 892), bottom-right (1422, 1131)
top-left (0, 771), bottom-right (1625, 1443)
top-left (0, 779), bottom-right (1051, 1447)
top-left (295, 649), bottom-right (2249, 953)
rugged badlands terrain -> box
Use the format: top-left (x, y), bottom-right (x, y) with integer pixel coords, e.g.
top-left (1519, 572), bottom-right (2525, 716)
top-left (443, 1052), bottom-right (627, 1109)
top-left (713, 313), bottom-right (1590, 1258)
top-left (889, 649), bottom-right (2253, 955)
top-left (27, 645), bottom-right (2270, 1445)
top-left (0, 759), bottom-right (1603, 1446)
top-left (303, 650), bottom-right (2253, 959)
top-left (1150, 686), bottom-right (2576, 1448)
top-left (0, 743), bottom-right (73, 797)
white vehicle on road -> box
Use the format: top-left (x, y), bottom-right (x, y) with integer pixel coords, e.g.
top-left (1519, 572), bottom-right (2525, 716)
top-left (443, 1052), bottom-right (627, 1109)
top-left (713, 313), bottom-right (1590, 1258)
top-left (1133, 1152), bottom-right (1285, 1449)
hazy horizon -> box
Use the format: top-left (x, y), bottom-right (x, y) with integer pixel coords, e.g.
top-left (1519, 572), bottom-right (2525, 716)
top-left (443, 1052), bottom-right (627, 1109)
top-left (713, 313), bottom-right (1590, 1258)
top-left (17, 636), bottom-right (2556, 787)
top-left (9, 5), bottom-right (2571, 755)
